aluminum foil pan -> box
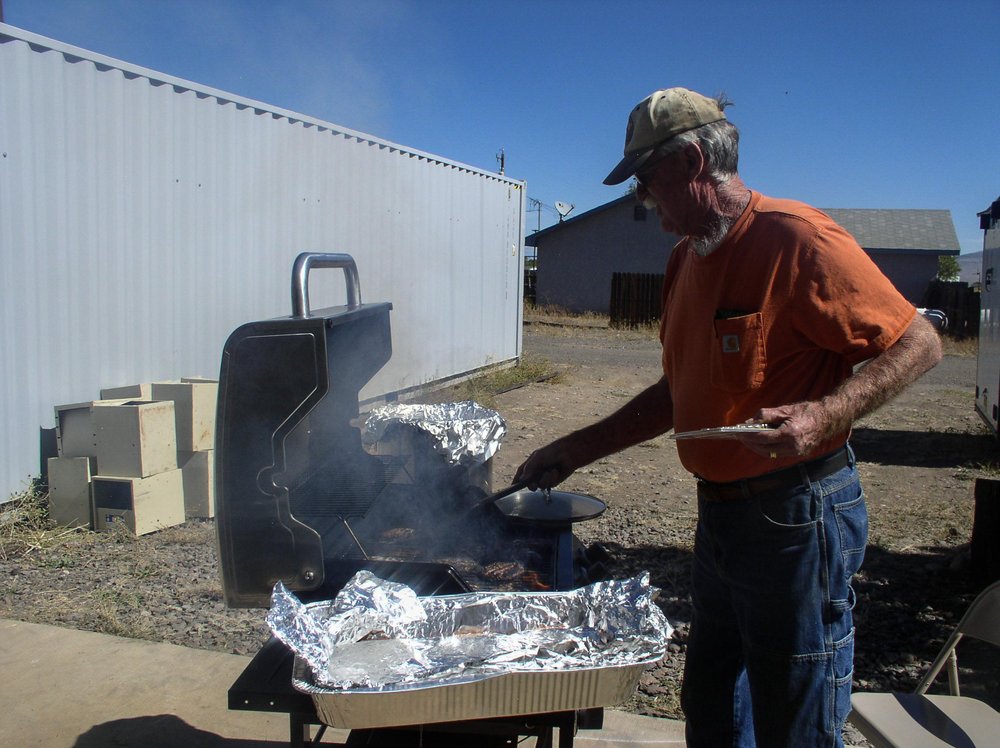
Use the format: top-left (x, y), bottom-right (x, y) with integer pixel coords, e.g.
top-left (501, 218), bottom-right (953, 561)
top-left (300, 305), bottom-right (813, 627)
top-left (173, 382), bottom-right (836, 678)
top-left (363, 401), bottom-right (506, 464)
top-left (295, 654), bottom-right (653, 728)
top-left (267, 572), bottom-right (672, 728)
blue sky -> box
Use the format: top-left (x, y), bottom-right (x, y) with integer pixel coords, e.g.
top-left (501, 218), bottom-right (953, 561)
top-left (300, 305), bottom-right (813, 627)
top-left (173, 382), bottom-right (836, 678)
top-left (4, 0), bottom-right (997, 253)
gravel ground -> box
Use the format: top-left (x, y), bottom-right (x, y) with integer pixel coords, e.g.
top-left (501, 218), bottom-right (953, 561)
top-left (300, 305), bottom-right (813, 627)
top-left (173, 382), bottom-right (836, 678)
top-left (2, 320), bottom-right (998, 745)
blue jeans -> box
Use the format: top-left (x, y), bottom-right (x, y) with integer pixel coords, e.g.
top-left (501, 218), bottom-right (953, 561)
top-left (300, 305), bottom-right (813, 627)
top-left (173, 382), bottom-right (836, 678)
top-left (681, 447), bottom-right (867, 748)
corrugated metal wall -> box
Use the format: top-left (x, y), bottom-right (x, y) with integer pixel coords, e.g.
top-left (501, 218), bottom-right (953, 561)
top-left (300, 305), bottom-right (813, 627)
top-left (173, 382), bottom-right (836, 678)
top-left (0, 24), bottom-right (525, 497)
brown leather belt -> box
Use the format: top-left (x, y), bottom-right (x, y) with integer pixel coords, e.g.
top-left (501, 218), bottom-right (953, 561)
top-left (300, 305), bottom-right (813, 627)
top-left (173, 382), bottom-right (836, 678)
top-left (697, 448), bottom-right (851, 502)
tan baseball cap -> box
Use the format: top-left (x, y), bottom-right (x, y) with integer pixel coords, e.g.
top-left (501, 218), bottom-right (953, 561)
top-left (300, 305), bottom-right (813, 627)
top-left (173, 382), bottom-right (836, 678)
top-left (603, 87), bottom-right (727, 185)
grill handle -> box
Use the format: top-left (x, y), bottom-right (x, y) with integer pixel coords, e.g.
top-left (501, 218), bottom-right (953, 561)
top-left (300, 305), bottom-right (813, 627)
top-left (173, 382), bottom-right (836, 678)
top-left (291, 252), bottom-right (362, 317)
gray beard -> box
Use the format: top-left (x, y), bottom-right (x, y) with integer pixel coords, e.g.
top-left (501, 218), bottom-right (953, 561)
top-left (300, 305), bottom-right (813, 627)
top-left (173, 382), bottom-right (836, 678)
top-left (688, 215), bottom-right (735, 256)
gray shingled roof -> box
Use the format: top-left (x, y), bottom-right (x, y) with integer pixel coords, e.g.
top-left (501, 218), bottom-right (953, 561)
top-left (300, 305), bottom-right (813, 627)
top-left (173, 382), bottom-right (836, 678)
top-left (822, 209), bottom-right (960, 253)
top-left (527, 201), bottom-right (961, 254)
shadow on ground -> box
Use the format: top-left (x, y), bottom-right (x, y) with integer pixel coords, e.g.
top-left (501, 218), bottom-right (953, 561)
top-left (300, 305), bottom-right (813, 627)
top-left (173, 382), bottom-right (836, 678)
top-left (73, 714), bottom-right (285, 748)
top-left (852, 427), bottom-right (998, 468)
top-left (853, 544), bottom-right (1000, 707)
top-left (600, 541), bottom-right (693, 623)
top-left (605, 537), bottom-right (999, 711)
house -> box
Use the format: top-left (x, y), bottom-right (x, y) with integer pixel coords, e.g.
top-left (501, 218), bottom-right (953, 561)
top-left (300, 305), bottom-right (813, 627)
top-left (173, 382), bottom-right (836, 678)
top-left (823, 208), bottom-right (961, 302)
top-left (526, 195), bottom-right (678, 314)
top-left (526, 195), bottom-right (960, 313)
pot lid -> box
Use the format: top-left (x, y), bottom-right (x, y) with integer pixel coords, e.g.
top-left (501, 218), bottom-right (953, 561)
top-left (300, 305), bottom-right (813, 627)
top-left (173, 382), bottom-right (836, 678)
top-left (493, 489), bottom-right (606, 523)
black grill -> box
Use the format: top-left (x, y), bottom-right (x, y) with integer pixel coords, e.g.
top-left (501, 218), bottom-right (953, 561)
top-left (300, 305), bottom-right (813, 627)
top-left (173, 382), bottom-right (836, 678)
top-left (216, 254), bottom-right (604, 746)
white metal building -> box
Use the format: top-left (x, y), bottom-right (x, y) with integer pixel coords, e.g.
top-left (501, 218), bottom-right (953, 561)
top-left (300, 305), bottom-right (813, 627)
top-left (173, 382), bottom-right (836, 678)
top-left (0, 24), bottom-right (526, 498)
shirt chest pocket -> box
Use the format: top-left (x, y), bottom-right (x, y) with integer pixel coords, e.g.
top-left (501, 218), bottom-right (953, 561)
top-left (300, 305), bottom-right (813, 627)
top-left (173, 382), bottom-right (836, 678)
top-left (711, 312), bottom-right (765, 392)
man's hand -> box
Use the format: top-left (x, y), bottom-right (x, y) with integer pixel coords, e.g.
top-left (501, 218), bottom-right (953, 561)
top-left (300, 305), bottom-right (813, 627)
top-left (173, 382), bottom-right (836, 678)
top-left (738, 402), bottom-right (832, 458)
top-left (513, 437), bottom-right (580, 490)
top-left (738, 313), bottom-right (942, 459)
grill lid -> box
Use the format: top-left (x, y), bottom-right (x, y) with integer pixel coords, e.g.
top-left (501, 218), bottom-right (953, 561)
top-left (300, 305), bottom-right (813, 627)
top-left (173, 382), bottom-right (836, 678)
top-left (215, 254), bottom-right (393, 607)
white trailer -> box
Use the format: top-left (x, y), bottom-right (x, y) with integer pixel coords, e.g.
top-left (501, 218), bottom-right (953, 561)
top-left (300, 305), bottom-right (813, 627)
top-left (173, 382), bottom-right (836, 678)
top-left (975, 198), bottom-right (1000, 434)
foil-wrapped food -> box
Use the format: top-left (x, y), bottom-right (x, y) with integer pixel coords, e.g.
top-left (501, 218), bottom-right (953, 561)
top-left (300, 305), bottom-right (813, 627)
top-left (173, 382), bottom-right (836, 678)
top-left (267, 571), bottom-right (672, 691)
top-left (362, 401), bottom-right (506, 465)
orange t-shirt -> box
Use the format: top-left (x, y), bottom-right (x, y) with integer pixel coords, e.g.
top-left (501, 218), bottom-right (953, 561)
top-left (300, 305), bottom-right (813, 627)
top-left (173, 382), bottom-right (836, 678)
top-left (660, 191), bottom-right (915, 482)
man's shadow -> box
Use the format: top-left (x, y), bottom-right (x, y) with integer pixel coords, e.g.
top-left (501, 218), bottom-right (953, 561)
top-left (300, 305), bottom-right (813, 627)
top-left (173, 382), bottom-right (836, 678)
top-left (73, 714), bottom-right (290, 748)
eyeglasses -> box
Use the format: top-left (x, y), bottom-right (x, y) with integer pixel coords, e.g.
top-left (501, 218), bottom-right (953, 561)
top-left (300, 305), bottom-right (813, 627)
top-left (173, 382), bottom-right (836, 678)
top-left (634, 149), bottom-right (673, 187)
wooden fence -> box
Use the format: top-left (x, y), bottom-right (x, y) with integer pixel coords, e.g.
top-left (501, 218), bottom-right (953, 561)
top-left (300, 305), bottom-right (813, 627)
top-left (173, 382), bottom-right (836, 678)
top-left (610, 272), bottom-right (664, 328)
top-left (921, 280), bottom-right (980, 338)
top-left (523, 268), bottom-right (537, 305)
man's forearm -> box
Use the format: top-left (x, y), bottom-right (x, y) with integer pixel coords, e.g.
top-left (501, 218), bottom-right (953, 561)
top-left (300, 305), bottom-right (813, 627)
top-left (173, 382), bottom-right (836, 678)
top-left (819, 313), bottom-right (943, 435)
top-left (561, 375), bottom-right (675, 469)
top-left (748, 314), bottom-right (943, 458)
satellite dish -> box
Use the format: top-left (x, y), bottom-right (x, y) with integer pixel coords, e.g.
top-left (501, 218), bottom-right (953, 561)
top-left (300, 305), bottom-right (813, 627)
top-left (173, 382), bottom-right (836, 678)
top-left (554, 201), bottom-right (575, 220)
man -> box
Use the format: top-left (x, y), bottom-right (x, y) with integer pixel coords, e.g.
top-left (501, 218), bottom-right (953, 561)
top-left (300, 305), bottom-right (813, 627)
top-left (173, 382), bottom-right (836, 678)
top-left (514, 87), bottom-right (942, 747)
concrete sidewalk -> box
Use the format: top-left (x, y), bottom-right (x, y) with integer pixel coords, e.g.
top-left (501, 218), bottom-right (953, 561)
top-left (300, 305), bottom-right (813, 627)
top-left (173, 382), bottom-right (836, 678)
top-left (0, 618), bottom-right (687, 747)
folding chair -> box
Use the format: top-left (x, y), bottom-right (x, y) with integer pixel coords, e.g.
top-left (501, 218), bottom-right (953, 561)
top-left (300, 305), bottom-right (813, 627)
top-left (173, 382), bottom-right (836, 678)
top-left (849, 580), bottom-right (1000, 747)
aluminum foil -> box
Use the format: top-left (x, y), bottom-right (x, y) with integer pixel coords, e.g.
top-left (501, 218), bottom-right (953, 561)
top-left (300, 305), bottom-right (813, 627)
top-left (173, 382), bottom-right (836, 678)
top-left (363, 401), bottom-right (506, 464)
top-left (267, 571), bottom-right (672, 691)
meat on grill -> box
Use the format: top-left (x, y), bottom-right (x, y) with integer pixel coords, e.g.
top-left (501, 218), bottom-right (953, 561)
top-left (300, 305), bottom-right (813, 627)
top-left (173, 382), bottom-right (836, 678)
top-left (482, 560), bottom-right (525, 581)
top-left (379, 527), bottom-right (417, 543)
top-left (520, 571), bottom-right (550, 591)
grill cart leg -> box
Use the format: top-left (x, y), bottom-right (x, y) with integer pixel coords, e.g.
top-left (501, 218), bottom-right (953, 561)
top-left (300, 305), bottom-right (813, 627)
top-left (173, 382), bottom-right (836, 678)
top-left (229, 638), bottom-right (333, 746)
top-left (532, 711), bottom-right (578, 748)
top-left (290, 713), bottom-right (328, 747)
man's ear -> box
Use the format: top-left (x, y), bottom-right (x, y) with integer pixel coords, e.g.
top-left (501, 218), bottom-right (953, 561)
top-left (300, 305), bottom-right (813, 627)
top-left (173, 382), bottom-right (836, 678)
top-left (682, 142), bottom-right (705, 180)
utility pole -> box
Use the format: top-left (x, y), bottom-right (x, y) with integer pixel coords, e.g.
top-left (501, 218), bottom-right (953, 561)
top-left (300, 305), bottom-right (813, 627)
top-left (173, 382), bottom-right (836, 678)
top-left (528, 198), bottom-right (542, 234)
